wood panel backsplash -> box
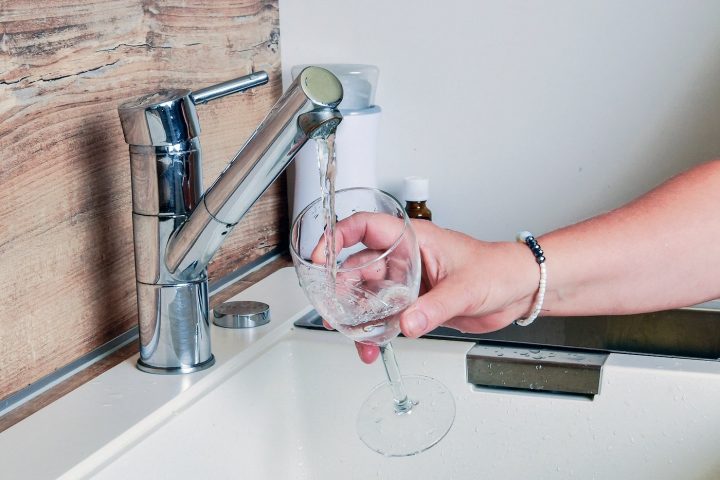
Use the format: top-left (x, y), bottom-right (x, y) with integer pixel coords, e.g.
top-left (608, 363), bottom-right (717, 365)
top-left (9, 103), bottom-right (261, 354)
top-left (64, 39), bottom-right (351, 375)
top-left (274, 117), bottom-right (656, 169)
top-left (0, 1), bottom-right (287, 401)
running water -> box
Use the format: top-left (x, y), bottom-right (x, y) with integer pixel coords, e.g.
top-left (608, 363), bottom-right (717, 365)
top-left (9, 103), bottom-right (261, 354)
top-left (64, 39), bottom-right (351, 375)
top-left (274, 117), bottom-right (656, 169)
top-left (316, 133), bottom-right (338, 286)
top-left (312, 133), bottom-right (414, 345)
top-left (306, 279), bottom-right (413, 344)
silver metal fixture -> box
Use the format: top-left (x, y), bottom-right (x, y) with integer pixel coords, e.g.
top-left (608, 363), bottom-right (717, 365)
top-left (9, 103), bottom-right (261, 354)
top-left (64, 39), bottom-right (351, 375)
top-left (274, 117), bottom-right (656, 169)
top-left (213, 301), bottom-right (270, 329)
top-left (294, 307), bottom-right (720, 360)
top-left (118, 67), bottom-right (343, 374)
top-left (466, 344), bottom-right (608, 396)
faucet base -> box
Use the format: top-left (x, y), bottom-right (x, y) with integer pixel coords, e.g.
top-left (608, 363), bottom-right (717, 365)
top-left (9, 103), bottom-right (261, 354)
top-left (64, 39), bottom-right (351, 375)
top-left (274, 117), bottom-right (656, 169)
top-left (136, 354), bottom-right (216, 375)
top-left (136, 280), bottom-right (213, 374)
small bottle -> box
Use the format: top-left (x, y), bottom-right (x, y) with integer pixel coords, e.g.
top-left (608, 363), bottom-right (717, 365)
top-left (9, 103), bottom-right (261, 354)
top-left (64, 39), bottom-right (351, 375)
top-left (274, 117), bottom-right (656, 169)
top-left (404, 176), bottom-right (432, 221)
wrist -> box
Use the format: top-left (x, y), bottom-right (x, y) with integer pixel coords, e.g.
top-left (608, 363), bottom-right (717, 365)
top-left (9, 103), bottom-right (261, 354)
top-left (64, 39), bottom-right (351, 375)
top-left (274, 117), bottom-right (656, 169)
top-left (490, 240), bottom-right (544, 318)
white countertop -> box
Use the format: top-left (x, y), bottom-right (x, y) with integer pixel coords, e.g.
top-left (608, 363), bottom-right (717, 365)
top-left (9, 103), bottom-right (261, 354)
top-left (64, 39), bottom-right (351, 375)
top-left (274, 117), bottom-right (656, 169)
top-left (0, 268), bottom-right (312, 478)
top-left (3, 267), bottom-right (720, 479)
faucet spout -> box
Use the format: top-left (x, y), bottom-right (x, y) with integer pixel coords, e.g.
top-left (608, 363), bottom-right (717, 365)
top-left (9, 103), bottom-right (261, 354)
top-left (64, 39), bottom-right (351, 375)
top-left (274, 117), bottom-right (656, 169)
top-left (117, 67), bottom-right (343, 374)
top-left (165, 67), bottom-right (343, 280)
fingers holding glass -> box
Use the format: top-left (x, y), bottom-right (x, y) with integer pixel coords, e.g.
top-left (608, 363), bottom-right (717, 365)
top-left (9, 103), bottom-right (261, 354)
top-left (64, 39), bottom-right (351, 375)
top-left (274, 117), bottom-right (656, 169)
top-left (290, 188), bottom-right (454, 457)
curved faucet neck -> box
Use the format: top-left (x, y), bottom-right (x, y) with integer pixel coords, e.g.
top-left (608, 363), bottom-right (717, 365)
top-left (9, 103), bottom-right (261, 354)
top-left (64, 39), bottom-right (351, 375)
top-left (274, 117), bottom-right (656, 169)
top-left (166, 88), bottom-right (343, 280)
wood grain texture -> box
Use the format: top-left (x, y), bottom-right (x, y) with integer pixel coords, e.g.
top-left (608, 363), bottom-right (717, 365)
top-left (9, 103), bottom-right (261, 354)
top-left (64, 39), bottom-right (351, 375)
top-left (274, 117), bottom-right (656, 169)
top-left (0, 1), bottom-right (287, 400)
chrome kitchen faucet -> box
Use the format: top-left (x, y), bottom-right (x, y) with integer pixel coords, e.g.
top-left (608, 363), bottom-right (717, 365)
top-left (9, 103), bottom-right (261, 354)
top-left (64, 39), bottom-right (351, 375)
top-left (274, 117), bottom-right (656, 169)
top-left (117, 67), bottom-right (343, 374)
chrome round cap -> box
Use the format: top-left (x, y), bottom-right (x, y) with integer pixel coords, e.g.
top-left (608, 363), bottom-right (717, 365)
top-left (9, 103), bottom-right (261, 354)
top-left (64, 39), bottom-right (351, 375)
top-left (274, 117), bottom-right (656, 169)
top-left (118, 89), bottom-right (201, 146)
top-left (298, 66), bottom-right (343, 108)
top-left (213, 301), bottom-right (270, 329)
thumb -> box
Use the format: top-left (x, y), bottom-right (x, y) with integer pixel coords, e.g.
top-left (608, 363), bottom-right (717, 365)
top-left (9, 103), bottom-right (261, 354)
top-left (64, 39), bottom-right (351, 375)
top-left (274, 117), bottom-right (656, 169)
top-left (400, 280), bottom-right (468, 338)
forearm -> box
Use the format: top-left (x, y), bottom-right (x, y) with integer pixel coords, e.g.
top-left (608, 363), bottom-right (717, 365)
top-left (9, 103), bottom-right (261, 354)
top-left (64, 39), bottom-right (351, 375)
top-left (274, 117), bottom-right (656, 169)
top-left (540, 159), bottom-right (720, 316)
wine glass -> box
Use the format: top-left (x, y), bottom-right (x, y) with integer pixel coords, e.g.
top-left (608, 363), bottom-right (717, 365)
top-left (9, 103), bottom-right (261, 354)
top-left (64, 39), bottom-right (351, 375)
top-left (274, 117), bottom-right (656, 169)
top-left (290, 187), bottom-right (455, 457)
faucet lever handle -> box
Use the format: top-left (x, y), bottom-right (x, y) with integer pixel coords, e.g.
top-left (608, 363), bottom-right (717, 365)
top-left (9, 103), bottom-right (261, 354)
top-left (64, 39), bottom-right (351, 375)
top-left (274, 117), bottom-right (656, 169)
top-left (191, 71), bottom-right (269, 105)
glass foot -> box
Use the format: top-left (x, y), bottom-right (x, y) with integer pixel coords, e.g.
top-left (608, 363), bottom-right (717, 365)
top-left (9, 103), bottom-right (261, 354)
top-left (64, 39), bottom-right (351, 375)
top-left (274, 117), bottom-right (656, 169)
top-left (356, 375), bottom-right (455, 457)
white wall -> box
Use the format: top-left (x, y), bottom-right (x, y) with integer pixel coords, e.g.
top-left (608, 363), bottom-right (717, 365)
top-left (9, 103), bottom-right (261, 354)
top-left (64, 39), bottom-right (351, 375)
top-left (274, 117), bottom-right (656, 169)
top-left (280, 1), bottom-right (720, 240)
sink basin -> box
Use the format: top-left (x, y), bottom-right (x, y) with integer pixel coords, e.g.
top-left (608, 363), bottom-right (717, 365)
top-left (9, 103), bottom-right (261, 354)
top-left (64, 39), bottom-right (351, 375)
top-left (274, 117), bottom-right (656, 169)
top-left (3, 267), bottom-right (720, 479)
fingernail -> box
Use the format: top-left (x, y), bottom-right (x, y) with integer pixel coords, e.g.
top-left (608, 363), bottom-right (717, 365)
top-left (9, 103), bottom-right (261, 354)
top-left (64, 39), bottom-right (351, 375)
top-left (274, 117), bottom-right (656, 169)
top-left (405, 310), bottom-right (428, 337)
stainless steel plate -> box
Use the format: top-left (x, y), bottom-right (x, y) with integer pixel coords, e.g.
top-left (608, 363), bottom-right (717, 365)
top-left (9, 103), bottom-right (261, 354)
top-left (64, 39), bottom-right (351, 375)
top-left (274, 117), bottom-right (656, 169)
top-left (294, 308), bottom-right (720, 360)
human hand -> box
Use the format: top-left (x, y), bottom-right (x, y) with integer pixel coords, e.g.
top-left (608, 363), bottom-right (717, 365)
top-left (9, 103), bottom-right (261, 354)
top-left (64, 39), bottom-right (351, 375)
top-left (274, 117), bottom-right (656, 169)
top-left (318, 316), bottom-right (382, 364)
top-left (312, 212), bottom-right (540, 363)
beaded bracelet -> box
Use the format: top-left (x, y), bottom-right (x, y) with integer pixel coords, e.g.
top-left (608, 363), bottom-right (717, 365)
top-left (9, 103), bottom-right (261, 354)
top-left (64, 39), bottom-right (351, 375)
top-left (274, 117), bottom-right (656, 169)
top-left (515, 231), bottom-right (546, 326)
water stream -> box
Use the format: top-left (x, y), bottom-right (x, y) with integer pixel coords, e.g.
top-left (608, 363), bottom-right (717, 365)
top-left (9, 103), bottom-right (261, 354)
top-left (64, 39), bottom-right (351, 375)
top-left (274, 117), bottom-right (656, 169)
top-left (316, 133), bottom-right (338, 288)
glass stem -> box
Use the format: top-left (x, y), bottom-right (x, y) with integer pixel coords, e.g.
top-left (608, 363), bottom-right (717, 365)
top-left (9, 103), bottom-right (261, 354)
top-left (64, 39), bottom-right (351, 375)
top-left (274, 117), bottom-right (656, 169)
top-left (379, 343), bottom-right (413, 414)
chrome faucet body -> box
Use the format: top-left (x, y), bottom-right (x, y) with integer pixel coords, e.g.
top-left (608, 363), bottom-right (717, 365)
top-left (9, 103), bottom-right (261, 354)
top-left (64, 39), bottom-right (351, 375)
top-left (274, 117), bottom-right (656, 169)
top-left (118, 68), bottom-right (343, 374)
